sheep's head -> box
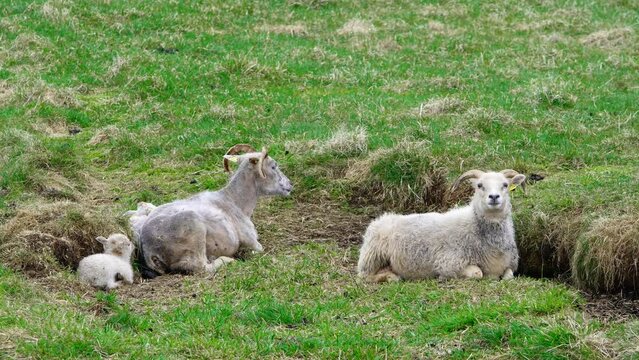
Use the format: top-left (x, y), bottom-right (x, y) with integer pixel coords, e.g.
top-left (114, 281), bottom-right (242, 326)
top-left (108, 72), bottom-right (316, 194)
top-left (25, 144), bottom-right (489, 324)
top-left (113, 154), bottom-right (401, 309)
top-left (223, 144), bottom-right (293, 197)
top-left (452, 169), bottom-right (526, 218)
top-left (96, 233), bottom-right (134, 260)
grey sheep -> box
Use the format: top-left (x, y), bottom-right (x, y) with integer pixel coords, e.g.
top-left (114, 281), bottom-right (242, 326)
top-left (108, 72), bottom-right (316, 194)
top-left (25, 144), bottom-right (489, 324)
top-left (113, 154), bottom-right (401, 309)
top-left (138, 144), bottom-right (292, 278)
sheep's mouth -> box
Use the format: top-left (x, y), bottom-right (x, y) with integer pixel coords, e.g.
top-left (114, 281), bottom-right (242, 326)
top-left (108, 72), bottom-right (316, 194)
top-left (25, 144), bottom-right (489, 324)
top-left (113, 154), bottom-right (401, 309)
top-left (487, 201), bottom-right (502, 208)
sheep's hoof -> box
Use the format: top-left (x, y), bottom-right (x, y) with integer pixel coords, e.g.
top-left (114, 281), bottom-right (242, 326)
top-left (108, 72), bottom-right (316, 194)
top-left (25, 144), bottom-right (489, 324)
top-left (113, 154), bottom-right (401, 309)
top-left (462, 265), bottom-right (483, 279)
top-left (213, 256), bottom-right (235, 271)
top-left (373, 269), bottom-right (401, 283)
top-left (501, 269), bottom-right (514, 280)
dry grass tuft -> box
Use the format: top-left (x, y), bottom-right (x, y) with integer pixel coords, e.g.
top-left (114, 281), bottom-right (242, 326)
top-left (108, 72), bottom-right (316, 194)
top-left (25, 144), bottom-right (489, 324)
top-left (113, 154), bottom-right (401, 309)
top-left (581, 27), bottom-right (634, 50)
top-left (345, 141), bottom-right (466, 213)
top-left (257, 23), bottom-right (308, 36)
top-left (573, 215), bottom-right (639, 293)
top-left (523, 78), bottom-right (577, 108)
top-left (515, 209), bottom-right (585, 279)
top-left (420, 4), bottom-right (467, 17)
top-left (41, 0), bottom-right (75, 25)
top-left (0, 201), bottom-right (127, 276)
top-left (12, 79), bottom-right (83, 108)
top-left (31, 120), bottom-right (71, 138)
top-left (106, 55), bottom-right (129, 80)
top-left (209, 103), bottom-right (238, 121)
top-left (445, 106), bottom-right (515, 139)
top-left (414, 96), bottom-right (465, 117)
top-left (87, 125), bottom-right (121, 145)
top-left (286, 126), bottom-right (367, 157)
top-left (0, 81), bottom-right (16, 106)
top-left (317, 125), bottom-right (368, 156)
top-left (337, 19), bottom-right (375, 35)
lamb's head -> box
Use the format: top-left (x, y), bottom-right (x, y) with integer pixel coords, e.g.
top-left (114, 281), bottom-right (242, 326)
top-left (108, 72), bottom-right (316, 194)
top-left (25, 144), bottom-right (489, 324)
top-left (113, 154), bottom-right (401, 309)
top-left (136, 202), bottom-right (156, 215)
top-left (123, 202), bottom-right (156, 218)
top-left (96, 233), bottom-right (134, 260)
top-left (223, 144), bottom-right (293, 196)
top-left (452, 169), bottom-right (526, 219)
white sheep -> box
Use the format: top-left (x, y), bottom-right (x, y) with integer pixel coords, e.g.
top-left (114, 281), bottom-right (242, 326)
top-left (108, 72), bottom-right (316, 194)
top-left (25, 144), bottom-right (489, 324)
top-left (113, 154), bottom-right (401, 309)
top-left (77, 233), bottom-right (134, 290)
top-left (138, 144), bottom-right (292, 278)
top-left (357, 169), bottom-right (526, 282)
top-left (123, 202), bottom-right (157, 243)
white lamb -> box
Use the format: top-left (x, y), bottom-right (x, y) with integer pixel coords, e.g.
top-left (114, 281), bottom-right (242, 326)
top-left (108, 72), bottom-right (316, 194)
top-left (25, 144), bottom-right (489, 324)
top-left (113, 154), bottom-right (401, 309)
top-left (357, 169), bottom-right (526, 282)
top-left (77, 233), bottom-right (134, 290)
top-left (123, 202), bottom-right (157, 243)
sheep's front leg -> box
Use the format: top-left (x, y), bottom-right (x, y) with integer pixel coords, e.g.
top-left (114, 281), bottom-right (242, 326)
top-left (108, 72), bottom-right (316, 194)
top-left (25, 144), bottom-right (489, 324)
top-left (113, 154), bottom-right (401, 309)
top-left (371, 267), bottom-right (401, 283)
top-left (238, 222), bottom-right (264, 253)
top-left (462, 265), bottom-right (483, 279)
top-left (205, 256), bottom-right (235, 273)
top-left (501, 268), bottom-right (514, 280)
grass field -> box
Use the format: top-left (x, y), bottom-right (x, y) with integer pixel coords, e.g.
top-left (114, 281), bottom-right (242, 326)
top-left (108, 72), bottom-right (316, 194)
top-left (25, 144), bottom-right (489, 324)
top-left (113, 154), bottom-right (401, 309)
top-left (1, 0), bottom-right (638, 358)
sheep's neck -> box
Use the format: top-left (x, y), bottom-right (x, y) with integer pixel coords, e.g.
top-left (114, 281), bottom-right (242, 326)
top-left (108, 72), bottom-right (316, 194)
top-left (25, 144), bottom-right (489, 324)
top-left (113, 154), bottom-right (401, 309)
top-left (221, 169), bottom-right (258, 217)
top-left (473, 207), bottom-right (511, 243)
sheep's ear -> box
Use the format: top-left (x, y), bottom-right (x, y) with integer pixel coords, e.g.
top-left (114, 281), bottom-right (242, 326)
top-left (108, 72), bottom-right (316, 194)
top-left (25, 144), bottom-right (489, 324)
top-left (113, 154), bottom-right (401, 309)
top-left (96, 236), bottom-right (108, 245)
top-left (123, 210), bottom-right (136, 217)
top-left (223, 154), bottom-right (240, 163)
top-left (510, 174), bottom-right (526, 193)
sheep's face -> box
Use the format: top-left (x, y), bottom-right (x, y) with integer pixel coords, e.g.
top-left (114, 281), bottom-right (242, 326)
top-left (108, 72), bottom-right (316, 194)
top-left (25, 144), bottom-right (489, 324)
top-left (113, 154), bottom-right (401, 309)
top-left (471, 172), bottom-right (526, 213)
top-left (255, 156), bottom-right (293, 197)
top-left (97, 234), bottom-right (134, 259)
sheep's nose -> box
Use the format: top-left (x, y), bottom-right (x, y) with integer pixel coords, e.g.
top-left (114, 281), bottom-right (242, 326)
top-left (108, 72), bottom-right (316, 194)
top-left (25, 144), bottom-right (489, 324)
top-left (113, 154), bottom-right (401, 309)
top-left (488, 194), bottom-right (500, 201)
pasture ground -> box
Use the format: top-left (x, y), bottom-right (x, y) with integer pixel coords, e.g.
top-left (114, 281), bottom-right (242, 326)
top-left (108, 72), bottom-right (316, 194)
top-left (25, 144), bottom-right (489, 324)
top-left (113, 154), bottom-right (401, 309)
top-left (1, 0), bottom-right (638, 358)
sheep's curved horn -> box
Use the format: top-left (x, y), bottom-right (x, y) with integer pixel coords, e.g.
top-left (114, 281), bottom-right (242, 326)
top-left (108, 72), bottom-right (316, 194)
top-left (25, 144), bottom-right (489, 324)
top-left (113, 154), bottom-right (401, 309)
top-left (501, 169), bottom-right (526, 193)
top-left (451, 169), bottom-right (484, 192)
top-left (256, 147), bottom-right (268, 179)
top-left (223, 144), bottom-right (256, 173)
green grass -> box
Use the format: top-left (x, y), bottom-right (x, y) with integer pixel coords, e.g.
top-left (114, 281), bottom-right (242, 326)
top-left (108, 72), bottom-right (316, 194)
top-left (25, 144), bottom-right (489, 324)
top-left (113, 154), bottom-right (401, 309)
top-left (1, 0), bottom-right (638, 358)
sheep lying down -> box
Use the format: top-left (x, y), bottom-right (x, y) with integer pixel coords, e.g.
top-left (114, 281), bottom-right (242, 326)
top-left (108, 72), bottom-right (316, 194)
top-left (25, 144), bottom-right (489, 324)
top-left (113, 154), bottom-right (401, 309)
top-left (358, 169), bottom-right (526, 282)
top-left (78, 233), bottom-right (134, 290)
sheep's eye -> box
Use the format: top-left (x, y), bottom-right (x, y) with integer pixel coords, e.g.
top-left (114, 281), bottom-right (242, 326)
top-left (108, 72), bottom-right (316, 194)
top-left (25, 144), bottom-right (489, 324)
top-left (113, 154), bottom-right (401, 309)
top-left (272, 165), bottom-right (276, 170)
top-left (503, 183), bottom-right (508, 188)
top-left (477, 183), bottom-right (483, 189)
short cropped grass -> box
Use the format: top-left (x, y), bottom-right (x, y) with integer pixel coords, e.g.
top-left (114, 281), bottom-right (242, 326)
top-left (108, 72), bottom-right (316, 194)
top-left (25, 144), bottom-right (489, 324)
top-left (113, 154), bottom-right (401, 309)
top-left (0, 0), bottom-right (638, 358)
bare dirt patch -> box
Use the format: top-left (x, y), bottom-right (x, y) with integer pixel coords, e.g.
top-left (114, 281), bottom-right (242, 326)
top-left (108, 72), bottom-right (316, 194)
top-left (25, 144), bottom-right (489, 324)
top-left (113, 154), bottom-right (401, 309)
top-left (255, 198), bottom-right (373, 251)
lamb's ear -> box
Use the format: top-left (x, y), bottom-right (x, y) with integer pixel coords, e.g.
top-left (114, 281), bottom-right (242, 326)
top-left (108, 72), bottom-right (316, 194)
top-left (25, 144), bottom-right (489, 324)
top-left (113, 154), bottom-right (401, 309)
top-left (123, 210), bottom-right (136, 217)
top-left (510, 174), bottom-right (526, 193)
top-left (96, 236), bottom-right (108, 245)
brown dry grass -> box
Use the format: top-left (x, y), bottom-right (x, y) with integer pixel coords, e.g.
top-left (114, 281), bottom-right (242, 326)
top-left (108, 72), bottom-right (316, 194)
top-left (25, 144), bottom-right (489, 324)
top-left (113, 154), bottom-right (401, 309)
top-left (0, 201), bottom-right (127, 276)
top-left (257, 23), bottom-right (308, 36)
top-left (581, 27), bottom-right (635, 50)
top-left (285, 126), bottom-right (368, 157)
top-left (345, 141), bottom-right (470, 213)
top-left (516, 209), bottom-right (585, 279)
top-left (414, 96), bottom-right (465, 117)
top-left (337, 19), bottom-right (375, 36)
top-left (573, 215), bottom-right (639, 294)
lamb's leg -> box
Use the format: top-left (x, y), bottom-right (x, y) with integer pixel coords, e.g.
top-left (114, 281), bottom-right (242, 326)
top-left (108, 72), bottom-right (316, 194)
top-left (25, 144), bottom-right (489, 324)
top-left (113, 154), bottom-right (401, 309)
top-left (106, 280), bottom-right (122, 290)
top-left (462, 265), bottom-right (483, 279)
top-left (501, 268), bottom-right (514, 280)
